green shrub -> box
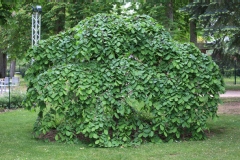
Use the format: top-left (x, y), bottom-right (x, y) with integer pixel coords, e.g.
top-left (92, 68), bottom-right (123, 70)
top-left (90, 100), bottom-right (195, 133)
top-left (0, 92), bottom-right (26, 109)
top-left (24, 14), bottom-right (225, 147)
top-left (220, 68), bottom-right (240, 77)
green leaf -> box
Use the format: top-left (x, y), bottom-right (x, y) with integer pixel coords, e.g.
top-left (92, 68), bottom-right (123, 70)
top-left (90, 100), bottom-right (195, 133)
top-left (160, 125), bottom-right (164, 131)
top-left (97, 57), bottom-right (101, 61)
top-left (109, 53), bottom-right (114, 59)
top-left (164, 132), bottom-right (167, 137)
top-left (95, 140), bottom-right (100, 144)
top-left (176, 132), bottom-right (180, 139)
top-left (55, 135), bottom-right (59, 141)
top-left (182, 96), bottom-right (189, 102)
top-left (186, 105), bottom-right (191, 109)
top-left (149, 131), bottom-right (154, 137)
top-left (66, 131), bottom-right (71, 136)
top-left (86, 89), bottom-right (92, 94)
top-left (114, 113), bottom-right (119, 119)
top-left (116, 48), bottom-right (120, 53)
top-left (199, 96), bottom-right (208, 102)
top-left (117, 42), bottom-right (121, 47)
top-left (144, 128), bottom-right (151, 133)
top-left (93, 134), bottom-right (99, 139)
top-left (104, 130), bottom-right (108, 135)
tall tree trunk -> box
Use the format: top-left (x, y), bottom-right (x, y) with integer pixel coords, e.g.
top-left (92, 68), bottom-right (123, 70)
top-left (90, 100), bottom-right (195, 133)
top-left (189, 0), bottom-right (197, 45)
top-left (0, 52), bottom-right (7, 78)
top-left (190, 21), bottom-right (197, 44)
top-left (10, 60), bottom-right (16, 78)
top-left (167, 0), bottom-right (173, 22)
top-left (56, 5), bottom-right (65, 33)
top-left (166, 0), bottom-right (174, 32)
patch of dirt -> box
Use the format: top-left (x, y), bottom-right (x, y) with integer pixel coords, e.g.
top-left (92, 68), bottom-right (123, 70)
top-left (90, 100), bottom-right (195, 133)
top-left (39, 129), bottom-right (58, 142)
top-left (38, 130), bottom-right (92, 143)
top-left (217, 102), bottom-right (240, 114)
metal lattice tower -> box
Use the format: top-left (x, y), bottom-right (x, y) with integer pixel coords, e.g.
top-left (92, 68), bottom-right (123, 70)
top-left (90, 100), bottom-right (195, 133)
top-left (32, 6), bottom-right (42, 47)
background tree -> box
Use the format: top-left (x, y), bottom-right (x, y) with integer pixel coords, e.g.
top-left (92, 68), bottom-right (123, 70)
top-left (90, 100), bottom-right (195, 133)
top-left (41, 2), bottom-right (66, 38)
top-left (1, 0), bottom-right (192, 78)
top-left (1, 4), bottom-right (32, 77)
top-left (113, 0), bottom-right (190, 42)
top-left (0, 3), bottom-right (12, 78)
top-left (181, 1), bottom-right (240, 71)
top-left (67, 1), bottom-right (113, 28)
top-left (0, 1), bottom-right (113, 77)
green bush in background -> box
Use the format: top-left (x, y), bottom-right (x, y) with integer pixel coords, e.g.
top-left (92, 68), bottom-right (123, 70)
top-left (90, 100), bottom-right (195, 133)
top-left (24, 14), bottom-right (225, 147)
top-left (0, 92), bottom-right (26, 109)
top-left (220, 68), bottom-right (240, 77)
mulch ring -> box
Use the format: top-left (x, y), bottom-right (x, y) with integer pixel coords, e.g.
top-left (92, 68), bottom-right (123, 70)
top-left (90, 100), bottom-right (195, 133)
top-left (38, 130), bottom-right (58, 142)
top-left (38, 129), bottom-right (92, 143)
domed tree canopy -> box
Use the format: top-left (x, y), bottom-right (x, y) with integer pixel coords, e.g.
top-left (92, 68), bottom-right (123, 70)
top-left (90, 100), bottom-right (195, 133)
top-left (24, 13), bottom-right (225, 147)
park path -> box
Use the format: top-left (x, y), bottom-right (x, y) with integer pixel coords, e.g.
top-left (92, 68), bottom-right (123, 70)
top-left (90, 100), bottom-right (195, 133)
top-left (220, 90), bottom-right (240, 98)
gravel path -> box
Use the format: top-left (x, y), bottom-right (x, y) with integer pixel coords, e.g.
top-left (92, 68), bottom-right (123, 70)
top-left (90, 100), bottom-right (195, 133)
top-left (220, 90), bottom-right (240, 98)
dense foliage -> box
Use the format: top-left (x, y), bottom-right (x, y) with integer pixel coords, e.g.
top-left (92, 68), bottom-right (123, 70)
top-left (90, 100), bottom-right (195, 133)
top-left (24, 13), bottom-right (225, 147)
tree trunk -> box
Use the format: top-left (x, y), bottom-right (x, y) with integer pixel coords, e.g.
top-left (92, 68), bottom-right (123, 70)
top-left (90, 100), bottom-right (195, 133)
top-left (0, 52), bottom-right (7, 78)
top-left (190, 21), bottom-right (197, 44)
top-left (167, 0), bottom-right (173, 22)
top-left (189, 0), bottom-right (197, 45)
top-left (56, 5), bottom-right (65, 34)
top-left (10, 60), bottom-right (16, 78)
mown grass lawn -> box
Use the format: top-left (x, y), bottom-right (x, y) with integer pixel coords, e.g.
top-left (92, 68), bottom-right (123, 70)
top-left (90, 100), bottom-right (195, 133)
top-left (0, 109), bottom-right (240, 160)
top-left (224, 76), bottom-right (240, 90)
